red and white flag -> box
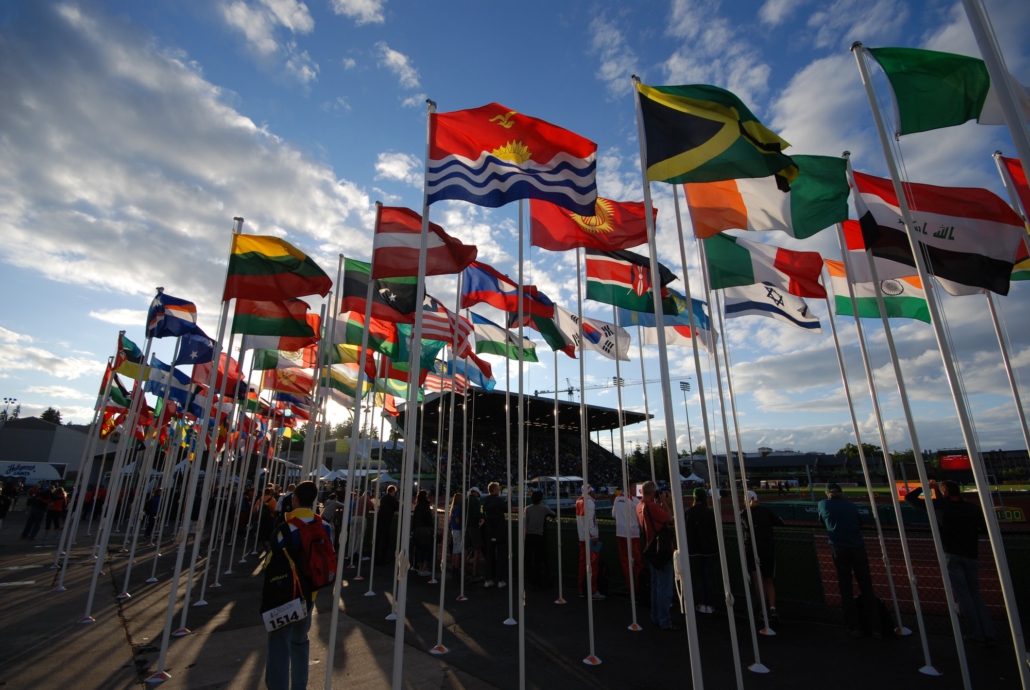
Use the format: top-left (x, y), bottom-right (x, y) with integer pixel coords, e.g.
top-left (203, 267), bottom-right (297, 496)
top-left (372, 206), bottom-right (478, 279)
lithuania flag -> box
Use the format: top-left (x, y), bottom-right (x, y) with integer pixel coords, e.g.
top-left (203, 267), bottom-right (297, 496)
top-left (636, 82), bottom-right (797, 187)
top-left (223, 235), bottom-right (331, 302)
top-left (232, 298), bottom-right (318, 338)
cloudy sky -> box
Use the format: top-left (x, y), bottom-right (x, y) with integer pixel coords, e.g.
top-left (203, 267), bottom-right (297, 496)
top-left (1, 0), bottom-right (1028, 460)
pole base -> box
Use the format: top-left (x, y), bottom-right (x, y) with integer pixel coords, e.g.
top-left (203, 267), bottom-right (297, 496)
top-left (77, 616), bottom-right (95, 624)
top-left (116, 592), bottom-right (131, 600)
top-left (429, 645), bottom-right (449, 656)
top-left (194, 600), bottom-right (208, 607)
top-left (385, 613), bottom-right (397, 621)
top-left (456, 594), bottom-right (468, 602)
top-left (428, 578), bottom-right (438, 584)
top-left (210, 582), bottom-right (222, 588)
top-left (50, 564), bottom-right (58, 570)
top-left (146, 577), bottom-right (158, 583)
top-left (759, 627), bottom-right (776, 636)
top-left (897, 626), bottom-right (913, 636)
top-left (238, 558), bottom-right (248, 564)
top-left (353, 575), bottom-right (364, 581)
top-left (364, 590), bottom-right (376, 597)
top-left (503, 618), bottom-right (517, 626)
top-left (628, 623), bottom-right (642, 632)
top-left (554, 597), bottom-right (567, 605)
top-left (54, 586), bottom-right (67, 593)
top-left (919, 666), bottom-right (943, 677)
top-left (223, 569), bottom-right (233, 576)
top-left (748, 663), bottom-right (771, 674)
top-left (171, 628), bottom-right (190, 638)
top-left (583, 655), bottom-right (602, 666)
top-left (146, 671), bottom-right (171, 684)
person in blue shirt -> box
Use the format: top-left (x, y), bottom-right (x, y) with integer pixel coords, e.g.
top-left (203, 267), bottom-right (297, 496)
top-left (817, 483), bottom-right (880, 638)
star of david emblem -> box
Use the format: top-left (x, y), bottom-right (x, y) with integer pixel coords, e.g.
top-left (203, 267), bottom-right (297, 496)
top-left (765, 286), bottom-right (784, 308)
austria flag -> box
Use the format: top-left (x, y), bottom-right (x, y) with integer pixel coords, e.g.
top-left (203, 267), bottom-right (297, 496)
top-left (371, 206), bottom-right (477, 279)
top-left (851, 170), bottom-right (1025, 295)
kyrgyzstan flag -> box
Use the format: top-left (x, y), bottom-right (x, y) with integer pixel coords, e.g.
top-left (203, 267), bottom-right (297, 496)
top-left (530, 197), bottom-right (654, 252)
top-left (852, 169), bottom-right (1026, 295)
top-left (372, 207), bottom-right (477, 279)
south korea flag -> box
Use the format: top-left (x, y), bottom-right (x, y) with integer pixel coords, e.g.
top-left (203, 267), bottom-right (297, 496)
top-left (555, 306), bottom-right (631, 361)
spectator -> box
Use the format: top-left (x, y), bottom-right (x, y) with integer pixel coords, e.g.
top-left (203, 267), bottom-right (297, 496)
top-left (481, 482), bottom-right (508, 589)
top-left (44, 487), bottom-right (67, 539)
top-left (741, 490), bottom-right (784, 624)
top-left (21, 485), bottom-right (51, 540)
top-left (257, 488), bottom-right (277, 552)
top-left (524, 490), bottom-right (555, 588)
top-left (144, 488), bottom-right (163, 540)
top-left (276, 484), bottom-right (297, 524)
top-left (818, 482), bottom-right (879, 638)
top-left (576, 485), bottom-right (604, 600)
top-left (0, 489), bottom-right (11, 529)
top-left (686, 487), bottom-right (718, 615)
top-left (613, 489), bottom-right (643, 597)
top-left (465, 487), bottom-right (484, 581)
top-left (448, 492), bottom-right (463, 573)
top-left (375, 485), bottom-right (400, 565)
top-left (349, 490), bottom-right (371, 566)
top-left (638, 481), bottom-right (678, 630)
top-left (412, 490), bottom-right (434, 577)
top-left (906, 480), bottom-right (994, 646)
top-left (262, 481), bottom-right (331, 690)
top-left (320, 493), bottom-right (344, 539)
top-left (95, 485), bottom-right (108, 521)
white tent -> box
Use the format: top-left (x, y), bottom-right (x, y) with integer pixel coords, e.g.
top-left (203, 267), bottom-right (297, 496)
top-left (0, 461), bottom-right (62, 483)
top-left (681, 473), bottom-right (705, 483)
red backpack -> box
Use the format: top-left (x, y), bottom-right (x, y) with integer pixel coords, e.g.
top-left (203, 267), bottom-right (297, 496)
top-left (288, 517), bottom-right (337, 590)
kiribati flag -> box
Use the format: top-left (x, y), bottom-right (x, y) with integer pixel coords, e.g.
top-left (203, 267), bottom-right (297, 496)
top-left (427, 103), bottom-right (598, 215)
top-left (460, 262), bottom-right (555, 317)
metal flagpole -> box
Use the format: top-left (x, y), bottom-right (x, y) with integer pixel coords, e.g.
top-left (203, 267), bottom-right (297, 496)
top-left (302, 298), bottom-right (331, 478)
top-left (694, 233), bottom-right (760, 683)
top-left (52, 395), bottom-right (102, 571)
top-left (146, 426), bottom-right (185, 583)
top-left (575, 248), bottom-right (600, 667)
top-left (552, 350), bottom-right (566, 605)
top-left (612, 307), bottom-right (641, 632)
top-left (632, 76), bottom-right (703, 689)
top-left (636, 326), bottom-right (657, 483)
top-left (457, 362), bottom-right (472, 602)
top-left (856, 42), bottom-right (1026, 679)
top-left (87, 434), bottom-right (114, 537)
top-left (993, 151), bottom-right (1030, 257)
top-left (429, 391), bottom-right (444, 584)
top-left (516, 198), bottom-right (527, 687)
top-left (503, 348), bottom-right (516, 624)
top-left (987, 291), bottom-right (1030, 454)
top-left (834, 222), bottom-right (930, 650)
top-left (232, 388), bottom-right (266, 565)
top-left (148, 216), bottom-right (243, 684)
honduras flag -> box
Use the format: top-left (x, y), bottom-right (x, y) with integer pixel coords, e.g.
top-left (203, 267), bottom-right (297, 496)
top-left (145, 357), bottom-right (192, 408)
top-left (147, 291), bottom-right (199, 338)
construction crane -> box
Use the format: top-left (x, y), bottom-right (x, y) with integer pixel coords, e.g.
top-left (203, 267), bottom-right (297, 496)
top-left (535, 375), bottom-right (691, 401)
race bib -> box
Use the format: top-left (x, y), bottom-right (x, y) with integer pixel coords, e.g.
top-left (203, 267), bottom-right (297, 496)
top-left (262, 598), bottom-right (308, 633)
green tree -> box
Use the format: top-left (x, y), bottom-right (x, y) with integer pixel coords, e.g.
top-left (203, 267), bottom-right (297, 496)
top-left (693, 445), bottom-right (706, 457)
top-left (0, 404), bottom-right (20, 423)
top-left (40, 407), bottom-right (62, 425)
top-left (838, 442), bottom-right (883, 460)
top-left (889, 448), bottom-right (915, 465)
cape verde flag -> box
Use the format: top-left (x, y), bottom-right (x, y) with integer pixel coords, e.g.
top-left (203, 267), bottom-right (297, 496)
top-left (428, 103), bottom-right (598, 215)
top-left (460, 262), bottom-right (555, 317)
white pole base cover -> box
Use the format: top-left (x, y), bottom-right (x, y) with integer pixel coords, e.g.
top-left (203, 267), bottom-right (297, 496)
top-left (171, 628), bottom-right (190, 637)
top-left (898, 627), bottom-right (913, 636)
top-left (54, 586), bottom-right (67, 593)
top-left (503, 618), bottom-right (517, 626)
top-left (758, 627), bottom-right (776, 637)
top-left (146, 671), bottom-right (172, 684)
top-left (210, 582), bottom-right (222, 588)
top-left (194, 600), bottom-right (208, 606)
top-left (919, 666), bottom-right (943, 677)
top-left (78, 617), bottom-right (95, 624)
top-left (430, 645), bottom-right (449, 656)
top-left (364, 590), bottom-right (376, 597)
top-left (117, 592), bottom-right (131, 600)
top-left (146, 578), bottom-right (158, 584)
top-left (385, 613), bottom-right (397, 621)
top-left (628, 623), bottom-right (642, 632)
top-left (749, 663), bottom-right (771, 674)
top-left (554, 598), bottom-right (566, 605)
top-left (583, 655), bottom-right (602, 666)
top-left (456, 594), bottom-right (468, 602)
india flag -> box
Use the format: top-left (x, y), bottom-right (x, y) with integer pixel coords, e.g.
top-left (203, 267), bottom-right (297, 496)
top-left (825, 259), bottom-right (929, 323)
top-left (684, 155), bottom-right (849, 240)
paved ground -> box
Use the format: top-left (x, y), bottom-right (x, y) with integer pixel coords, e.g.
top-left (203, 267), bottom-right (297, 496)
top-left (0, 508), bottom-right (1024, 689)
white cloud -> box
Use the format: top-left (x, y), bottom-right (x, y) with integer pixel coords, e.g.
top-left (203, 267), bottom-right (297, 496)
top-left (322, 96), bottom-right (351, 112)
top-left (89, 309), bottom-right (149, 326)
top-left (220, 0), bottom-right (317, 82)
top-left (759, 0), bottom-right (810, 25)
top-left (330, 0), bottom-right (385, 26)
top-left (342, 57), bottom-right (357, 69)
top-left (0, 327), bottom-right (31, 344)
top-left (374, 152), bottom-right (422, 187)
top-left (0, 4), bottom-right (373, 323)
top-left (401, 93), bottom-right (427, 109)
top-left (806, 0), bottom-right (908, 50)
top-left (589, 15), bottom-right (640, 99)
top-left (0, 342), bottom-right (105, 380)
top-left (375, 42), bottom-right (420, 89)
top-left (25, 385), bottom-right (92, 401)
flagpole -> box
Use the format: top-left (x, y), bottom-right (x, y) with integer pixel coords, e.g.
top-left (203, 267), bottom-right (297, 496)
top-left (695, 236), bottom-right (761, 683)
top-left (993, 151), bottom-right (1030, 254)
top-left (612, 307), bottom-right (641, 632)
top-left (51, 385), bottom-right (103, 573)
top-left (821, 277), bottom-right (907, 633)
top-left (575, 248), bottom-right (599, 666)
top-left (516, 198), bottom-right (527, 686)
top-left (147, 421), bottom-right (186, 583)
top-left (390, 99), bottom-right (436, 690)
top-left (148, 217), bottom-right (243, 684)
top-left (234, 383), bottom-right (268, 564)
top-left (552, 349), bottom-right (566, 605)
top-left (503, 348), bottom-right (515, 625)
top-left (303, 301), bottom-right (330, 478)
top-left (635, 326), bottom-right (657, 483)
top-left (429, 392), bottom-right (443, 585)
top-left (86, 434), bottom-right (114, 537)
top-left (961, 0), bottom-right (1030, 182)
top-left (457, 361), bottom-right (471, 602)
top-left (834, 221), bottom-right (930, 649)
top-left (431, 273), bottom-right (464, 655)
top-left (855, 44), bottom-right (1027, 681)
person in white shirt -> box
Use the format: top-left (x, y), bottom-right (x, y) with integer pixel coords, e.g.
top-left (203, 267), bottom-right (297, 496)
top-left (613, 489), bottom-right (643, 596)
top-left (575, 485), bottom-right (604, 600)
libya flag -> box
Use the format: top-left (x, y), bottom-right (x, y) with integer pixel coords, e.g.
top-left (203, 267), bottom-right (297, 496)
top-left (867, 47), bottom-right (1030, 136)
top-left (636, 82), bottom-right (797, 187)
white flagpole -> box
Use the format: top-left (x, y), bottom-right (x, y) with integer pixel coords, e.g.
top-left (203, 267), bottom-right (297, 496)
top-left (147, 423), bottom-right (187, 583)
top-left (632, 76), bottom-right (703, 689)
top-left (390, 99), bottom-right (435, 690)
top-left (456, 360), bottom-right (471, 602)
top-left (429, 392), bottom-right (444, 585)
top-left (516, 199), bottom-right (527, 686)
top-left (552, 349), bottom-right (566, 605)
top-left (695, 236), bottom-right (761, 683)
top-left (962, 0), bottom-right (1030, 181)
top-left (502, 355), bottom-right (515, 624)
top-left (148, 216), bottom-right (243, 684)
top-left (86, 434), bottom-right (113, 537)
top-left (611, 306), bottom-right (641, 632)
top-left (856, 42), bottom-right (1027, 681)
top-left (993, 151), bottom-right (1030, 257)
top-left (635, 326), bottom-right (657, 483)
top-left (575, 248), bottom-right (600, 667)
top-left (230, 388), bottom-right (265, 567)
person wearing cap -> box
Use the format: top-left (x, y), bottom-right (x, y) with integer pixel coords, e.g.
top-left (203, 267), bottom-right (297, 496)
top-left (465, 487), bottom-right (484, 581)
top-left (613, 487), bottom-right (643, 598)
top-left (741, 490), bottom-right (785, 624)
top-left (686, 486), bottom-right (718, 615)
top-left (818, 482), bottom-right (879, 638)
top-left (576, 484), bottom-right (604, 600)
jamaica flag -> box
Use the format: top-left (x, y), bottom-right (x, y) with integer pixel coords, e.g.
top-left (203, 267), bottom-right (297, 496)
top-left (636, 82), bottom-right (797, 188)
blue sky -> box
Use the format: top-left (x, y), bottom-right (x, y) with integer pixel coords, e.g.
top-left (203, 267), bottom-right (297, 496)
top-left (1, 0), bottom-right (1028, 459)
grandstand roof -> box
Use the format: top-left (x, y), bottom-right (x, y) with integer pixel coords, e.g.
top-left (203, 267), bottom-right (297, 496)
top-left (399, 388), bottom-right (649, 436)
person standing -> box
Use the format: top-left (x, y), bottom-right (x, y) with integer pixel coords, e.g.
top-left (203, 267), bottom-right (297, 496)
top-left (818, 482), bottom-right (879, 638)
top-left (262, 481), bottom-right (333, 690)
top-left (144, 488), bottom-right (163, 540)
top-left (21, 485), bottom-right (50, 540)
top-left (465, 487), bottom-right (484, 582)
top-left (348, 490), bottom-right (371, 566)
top-left (613, 489), bottom-right (643, 597)
top-left (375, 485), bottom-right (400, 566)
top-left (741, 490), bottom-right (784, 623)
top-left (481, 482), bottom-right (508, 589)
top-left (524, 490), bottom-right (555, 588)
top-left (639, 482), bottom-right (678, 630)
top-left (411, 490), bottom-right (434, 577)
top-left (686, 487), bottom-right (718, 615)
top-left (906, 480), bottom-right (994, 646)
top-left (448, 492), bottom-right (463, 574)
top-left (576, 485), bottom-right (604, 600)
top-left (44, 487), bottom-right (67, 539)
